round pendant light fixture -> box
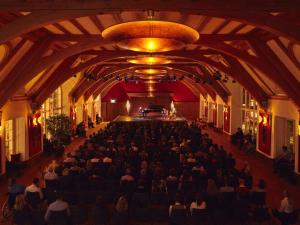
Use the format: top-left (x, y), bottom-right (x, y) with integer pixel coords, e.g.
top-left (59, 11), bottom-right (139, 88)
top-left (127, 55), bottom-right (172, 65)
top-left (102, 20), bottom-right (199, 52)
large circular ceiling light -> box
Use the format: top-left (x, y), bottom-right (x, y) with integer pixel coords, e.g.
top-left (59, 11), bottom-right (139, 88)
top-left (128, 56), bottom-right (172, 65)
top-left (135, 68), bottom-right (167, 75)
top-left (102, 20), bottom-right (199, 52)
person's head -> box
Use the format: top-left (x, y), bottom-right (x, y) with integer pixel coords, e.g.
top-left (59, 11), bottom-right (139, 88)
top-left (125, 168), bottom-right (132, 175)
top-left (9, 178), bottom-right (16, 186)
top-left (174, 193), bottom-right (183, 204)
top-left (14, 194), bottom-right (26, 210)
top-left (96, 196), bottom-right (104, 207)
top-left (169, 168), bottom-right (177, 176)
top-left (258, 179), bottom-right (266, 190)
top-left (32, 178), bottom-right (39, 186)
top-left (115, 196), bottom-right (128, 212)
top-left (282, 146), bottom-right (288, 152)
top-left (54, 191), bottom-right (63, 201)
top-left (195, 193), bottom-right (205, 206)
top-left (48, 166), bottom-right (54, 173)
top-left (283, 190), bottom-right (290, 198)
top-left (239, 179), bottom-right (245, 186)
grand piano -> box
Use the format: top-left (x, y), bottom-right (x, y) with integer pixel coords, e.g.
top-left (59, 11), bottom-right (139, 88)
top-left (141, 104), bottom-right (165, 117)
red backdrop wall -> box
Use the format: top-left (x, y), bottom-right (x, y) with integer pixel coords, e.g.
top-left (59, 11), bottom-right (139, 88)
top-left (101, 98), bottom-right (199, 121)
top-left (258, 112), bottom-right (272, 156)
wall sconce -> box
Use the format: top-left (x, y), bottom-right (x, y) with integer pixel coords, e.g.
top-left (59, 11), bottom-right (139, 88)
top-left (0, 110), bottom-right (2, 134)
top-left (212, 104), bottom-right (216, 110)
top-left (126, 100), bottom-right (131, 114)
top-left (32, 113), bottom-right (41, 127)
top-left (223, 107), bottom-right (228, 113)
top-left (110, 99), bottom-right (116, 103)
top-left (259, 114), bottom-right (268, 126)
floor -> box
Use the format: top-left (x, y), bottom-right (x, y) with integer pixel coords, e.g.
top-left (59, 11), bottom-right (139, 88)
top-left (0, 122), bottom-right (299, 224)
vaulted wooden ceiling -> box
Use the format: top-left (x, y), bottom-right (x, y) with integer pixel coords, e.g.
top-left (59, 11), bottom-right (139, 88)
top-left (0, 0), bottom-right (299, 108)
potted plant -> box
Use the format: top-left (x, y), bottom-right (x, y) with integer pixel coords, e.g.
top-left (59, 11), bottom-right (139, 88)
top-left (46, 114), bottom-right (71, 146)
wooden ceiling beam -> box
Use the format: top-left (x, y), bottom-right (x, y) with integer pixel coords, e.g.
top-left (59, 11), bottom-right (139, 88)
top-left (0, 0), bottom-right (297, 11)
top-left (248, 37), bottom-right (300, 107)
top-left (33, 55), bottom-right (79, 105)
top-left (0, 6), bottom-right (299, 44)
top-left (0, 38), bottom-right (51, 107)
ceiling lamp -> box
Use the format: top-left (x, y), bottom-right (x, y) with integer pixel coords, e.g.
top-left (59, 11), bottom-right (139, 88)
top-left (128, 56), bottom-right (172, 65)
top-left (102, 20), bottom-right (199, 52)
top-left (135, 68), bottom-right (167, 75)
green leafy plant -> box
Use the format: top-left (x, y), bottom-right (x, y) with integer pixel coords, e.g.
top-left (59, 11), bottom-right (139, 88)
top-left (46, 114), bottom-right (71, 145)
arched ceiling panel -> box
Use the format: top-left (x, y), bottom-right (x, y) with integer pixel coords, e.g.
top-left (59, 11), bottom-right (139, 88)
top-left (267, 39), bottom-right (300, 83)
top-left (0, 5), bottom-right (299, 108)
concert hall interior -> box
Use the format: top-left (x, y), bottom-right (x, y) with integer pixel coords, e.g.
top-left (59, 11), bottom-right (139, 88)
top-left (0, 1), bottom-right (300, 225)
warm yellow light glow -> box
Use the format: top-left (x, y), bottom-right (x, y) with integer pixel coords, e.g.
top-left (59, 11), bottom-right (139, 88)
top-left (37, 116), bottom-right (42, 125)
top-left (298, 124), bottom-right (300, 135)
top-left (135, 68), bottom-right (167, 75)
top-left (126, 100), bottom-right (131, 114)
top-left (102, 20), bottom-right (199, 52)
top-left (144, 80), bottom-right (159, 84)
top-left (128, 56), bottom-right (172, 65)
top-left (259, 115), bottom-right (263, 124)
top-left (263, 116), bottom-right (267, 125)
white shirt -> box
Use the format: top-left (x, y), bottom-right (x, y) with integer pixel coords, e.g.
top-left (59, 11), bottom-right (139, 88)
top-left (190, 201), bottom-right (206, 213)
top-left (169, 202), bottom-right (186, 216)
top-left (121, 175), bottom-right (134, 182)
top-left (220, 186), bottom-right (235, 192)
top-left (44, 172), bottom-right (58, 180)
top-left (44, 200), bottom-right (70, 221)
top-left (279, 197), bottom-right (293, 213)
top-left (103, 157), bottom-right (112, 163)
top-left (64, 157), bottom-right (76, 163)
top-left (25, 184), bottom-right (43, 199)
top-left (91, 158), bottom-right (100, 163)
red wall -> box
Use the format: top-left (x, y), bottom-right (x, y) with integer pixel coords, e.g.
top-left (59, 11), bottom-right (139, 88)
top-left (101, 102), bottom-right (127, 121)
top-left (175, 102), bottom-right (199, 120)
top-left (101, 98), bottom-right (199, 121)
top-left (129, 97), bottom-right (171, 116)
top-left (258, 112), bottom-right (272, 156)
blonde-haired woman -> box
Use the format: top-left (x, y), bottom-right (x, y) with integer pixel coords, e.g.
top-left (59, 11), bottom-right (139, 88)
top-left (113, 195), bottom-right (129, 225)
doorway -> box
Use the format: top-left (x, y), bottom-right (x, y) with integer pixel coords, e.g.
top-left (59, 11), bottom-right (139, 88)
top-left (274, 116), bottom-right (295, 157)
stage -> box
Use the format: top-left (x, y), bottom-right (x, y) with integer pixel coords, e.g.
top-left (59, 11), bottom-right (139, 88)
top-left (113, 115), bottom-right (187, 123)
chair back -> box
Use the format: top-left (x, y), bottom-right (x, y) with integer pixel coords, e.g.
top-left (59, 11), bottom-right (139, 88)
top-left (170, 207), bottom-right (187, 225)
top-left (26, 192), bottom-right (41, 207)
top-left (45, 179), bottom-right (59, 190)
top-left (13, 209), bottom-right (29, 225)
top-left (251, 191), bottom-right (266, 206)
top-left (191, 209), bottom-right (208, 225)
top-left (167, 180), bottom-right (178, 193)
top-left (48, 209), bottom-right (68, 225)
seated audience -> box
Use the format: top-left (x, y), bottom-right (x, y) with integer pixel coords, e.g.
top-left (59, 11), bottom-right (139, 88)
top-left (44, 192), bottom-right (71, 222)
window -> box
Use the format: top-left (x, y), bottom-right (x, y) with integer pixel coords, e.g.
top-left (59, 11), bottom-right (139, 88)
top-left (5, 120), bottom-right (13, 160)
top-left (41, 87), bottom-right (63, 136)
top-left (241, 88), bottom-right (258, 135)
